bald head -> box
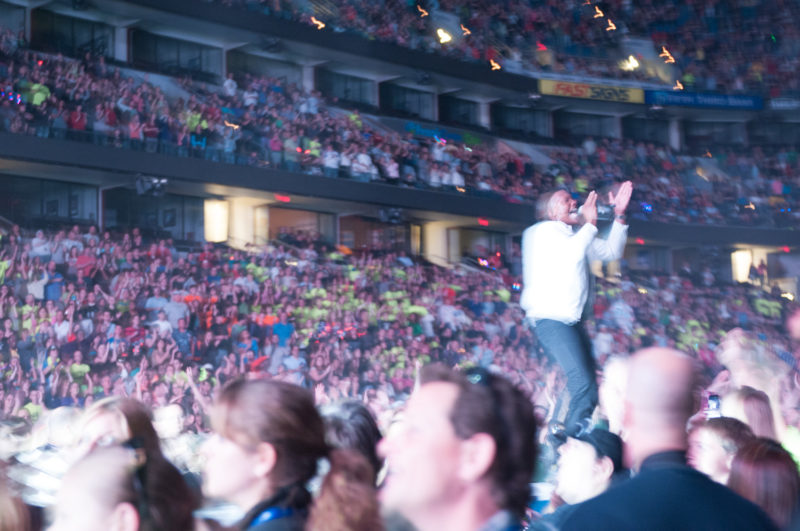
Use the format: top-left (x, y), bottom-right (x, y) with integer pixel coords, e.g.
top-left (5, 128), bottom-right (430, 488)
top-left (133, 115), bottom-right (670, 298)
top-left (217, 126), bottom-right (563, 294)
top-left (626, 348), bottom-right (698, 429)
top-left (623, 348), bottom-right (700, 468)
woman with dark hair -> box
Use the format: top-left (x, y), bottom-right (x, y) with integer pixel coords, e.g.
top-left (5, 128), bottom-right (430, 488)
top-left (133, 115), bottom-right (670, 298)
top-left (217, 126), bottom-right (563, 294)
top-left (51, 445), bottom-right (182, 531)
top-left (76, 397), bottom-right (199, 531)
top-left (201, 379), bottom-right (383, 531)
top-left (728, 438), bottom-right (800, 529)
top-left (320, 400), bottom-right (383, 483)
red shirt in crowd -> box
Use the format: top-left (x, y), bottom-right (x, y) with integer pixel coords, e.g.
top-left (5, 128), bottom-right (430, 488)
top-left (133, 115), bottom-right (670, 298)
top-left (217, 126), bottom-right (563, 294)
top-left (67, 108), bottom-right (87, 130)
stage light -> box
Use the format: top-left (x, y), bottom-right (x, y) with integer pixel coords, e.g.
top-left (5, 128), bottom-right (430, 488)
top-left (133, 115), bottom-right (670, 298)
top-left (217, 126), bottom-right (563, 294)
top-left (437, 28), bottom-right (452, 44)
top-left (619, 55), bottom-right (639, 71)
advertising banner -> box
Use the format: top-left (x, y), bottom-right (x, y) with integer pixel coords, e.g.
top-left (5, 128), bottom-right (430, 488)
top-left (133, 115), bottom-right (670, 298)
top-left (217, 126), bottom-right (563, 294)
top-left (645, 90), bottom-right (762, 110)
top-left (539, 79), bottom-right (645, 104)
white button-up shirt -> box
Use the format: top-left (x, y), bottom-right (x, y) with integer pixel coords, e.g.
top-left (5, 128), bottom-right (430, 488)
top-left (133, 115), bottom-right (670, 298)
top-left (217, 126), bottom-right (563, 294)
top-left (521, 220), bottom-right (628, 324)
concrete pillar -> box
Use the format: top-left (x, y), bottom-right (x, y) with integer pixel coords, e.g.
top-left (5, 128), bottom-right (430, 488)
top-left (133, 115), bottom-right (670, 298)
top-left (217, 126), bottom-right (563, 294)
top-left (478, 101), bottom-right (491, 129)
top-left (430, 91), bottom-right (439, 122)
top-left (301, 64), bottom-right (314, 93)
top-left (610, 115), bottom-right (622, 139)
top-left (538, 108), bottom-right (552, 139)
top-left (739, 121), bottom-right (749, 148)
top-left (113, 25), bottom-right (128, 62)
top-left (98, 187), bottom-right (104, 232)
top-left (668, 118), bottom-right (681, 151)
top-left (23, 7), bottom-right (31, 43)
top-left (254, 204), bottom-right (269, 245)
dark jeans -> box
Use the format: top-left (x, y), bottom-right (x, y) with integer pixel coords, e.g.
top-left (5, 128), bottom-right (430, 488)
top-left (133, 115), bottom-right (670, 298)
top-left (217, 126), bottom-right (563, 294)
top-left (534, 318), bottom-right (598, 433)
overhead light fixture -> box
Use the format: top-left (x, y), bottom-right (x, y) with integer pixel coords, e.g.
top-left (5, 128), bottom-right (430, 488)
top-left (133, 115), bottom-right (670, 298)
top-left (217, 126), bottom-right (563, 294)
top-left (135, 175), bottom-right (167, 197)
top-left (619, 55), bottom-right (639, 71)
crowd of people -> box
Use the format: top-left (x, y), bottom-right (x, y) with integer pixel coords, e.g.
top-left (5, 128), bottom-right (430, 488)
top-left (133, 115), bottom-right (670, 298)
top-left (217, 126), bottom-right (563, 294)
top-left (0, 2), bottom-right (799, 528)
top-left (0, 35), bottom-right (538, 200)
top-left (213, 0), bottom-right (800, 97)
top-left (545, 138), bottom-right (800, 227)
top-left (0, 218), bottom-right (792, 430)
top-left (0, 30), bottom-right (798, 227)
top-left (0, 212), bottom-right (798, 528)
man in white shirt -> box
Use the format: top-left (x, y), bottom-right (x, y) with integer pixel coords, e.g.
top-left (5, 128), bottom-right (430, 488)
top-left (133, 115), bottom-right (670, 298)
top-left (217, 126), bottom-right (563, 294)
top-left (151, 310), bottom-right (173, 337)
top-left (582, 136), bottom-right (597, 156)
top-left (307, 91), bottom-right (320, 114)
top-left (382, 156), bottom-right (400, 182)
top-left (242, 84), bottom-right (258, 107)
top-left (521, 181), bottom-right (632, 437)
top-left (428, 162), bottom-right (443, 188)
top-left (30, 230), bottom-right (51, 260)
top-left (222, 73), bottom-right (237, 98)
top-left (352, 148), bottom-right (373, 182)
top-left (431, 141), bottom-right (445, 162)
top-left (322, 143), bottom-right (340, 178)
top-left (52, 309), bottom-right (71, 343)
top-left (162, 292), bottom-right (190, 329)
top-left (443, 164), bottom-right (465, 188)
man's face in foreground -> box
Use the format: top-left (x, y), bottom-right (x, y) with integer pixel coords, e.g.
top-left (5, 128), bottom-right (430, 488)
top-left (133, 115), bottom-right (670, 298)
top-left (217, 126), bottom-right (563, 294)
top-left (378, 382), bottom-right (466, 518)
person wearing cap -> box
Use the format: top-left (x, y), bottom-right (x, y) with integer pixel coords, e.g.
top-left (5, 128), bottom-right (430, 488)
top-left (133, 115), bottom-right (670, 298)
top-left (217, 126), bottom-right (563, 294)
top-left (530, 428), bottom-right (626, 530)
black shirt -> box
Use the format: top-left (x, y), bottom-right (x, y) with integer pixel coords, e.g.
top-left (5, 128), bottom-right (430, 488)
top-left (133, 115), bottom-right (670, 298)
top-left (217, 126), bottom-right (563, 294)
top-left (562, 450), bottom-right (778, 531)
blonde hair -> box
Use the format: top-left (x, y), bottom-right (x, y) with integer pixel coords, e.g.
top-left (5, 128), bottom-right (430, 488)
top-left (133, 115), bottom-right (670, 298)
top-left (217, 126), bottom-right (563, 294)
top-left (722, 387), bottom-right (777, 440)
